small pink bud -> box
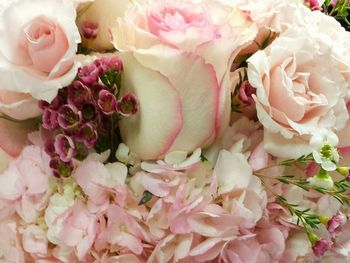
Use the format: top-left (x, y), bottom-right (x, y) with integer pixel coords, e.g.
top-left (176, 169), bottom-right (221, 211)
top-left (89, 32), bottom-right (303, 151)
top-left (57, 104), bottom-right (82, 129)
top-left (116, 93), bottom-right (139, 117)
top-left (98, 90), bottom-right (117, 115)
top-left (54, 134), bottom-right (76, 162)
top-left (327, 214), bottom-right (347, 238)
top-left (42, 108), bottom-right (59, 130)
top-left (78, 64), bottom-right (100, 85)
top-left (93, 56), bottom-right (123, 74)
top-left (238, 81), bottom-right (256, 105)
top-left (102, 56), bottom-right (123, 71)
top-left (304, 0), bottom-right (322, 10)
top-left (313, 239), bottom-right (332, 258)
top-left (81, 21), bottom-right (99, 39)
top-left (68, 81), bottom-right (91, 105)
top-left (38, 100), bottom-right (50, 110)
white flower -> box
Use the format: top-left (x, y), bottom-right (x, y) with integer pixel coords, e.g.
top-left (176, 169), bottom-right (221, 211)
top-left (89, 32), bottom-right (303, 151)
top-left (307, 170), bottom-right (334, 190)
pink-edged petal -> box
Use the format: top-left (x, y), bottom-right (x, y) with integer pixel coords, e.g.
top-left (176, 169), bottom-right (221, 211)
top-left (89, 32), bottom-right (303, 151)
top-left (0, 119), bottom-right (37, 157)
top-left (133, 47), bottom-right (220, 154)
top-left (119, 52), bottom-right (183, 160)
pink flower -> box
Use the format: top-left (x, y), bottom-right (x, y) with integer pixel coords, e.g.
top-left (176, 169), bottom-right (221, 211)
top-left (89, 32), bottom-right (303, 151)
top-left (74, 160), bottom-right (128, 211)
top-left (248, 24), bottom-right (349, 159)
top-left (0, 218), bottom-right (26, 263)
top-left (0, 0), bottom-right (81, 102)
top-left (60, 198), bottom-right (97, 260)
top-left (110, 0), bottom-right (257, 160)
top-left (22, 225), bottom-right (48, 256)
top-left (327, 214), bottom-right (347, 238)
top-left (148, 234), bottom-right (194, 263)
top-left (313, 239), bottom-right (333, 258)
top-left (97, 205), bottom-right (148, 255)
top-left (0, 145), bottom-right (51, 222)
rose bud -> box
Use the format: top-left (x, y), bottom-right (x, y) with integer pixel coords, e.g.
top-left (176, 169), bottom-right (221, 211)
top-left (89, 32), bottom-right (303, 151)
top-left (68, 81), bottom-right (92, 105)
top-left (98, 90), bottom-right (117, 115)
top-left (116, 93), bottom-right (139, 117)
top-left (57, 104), bottom-right (82, 129)
top-left (81, 21), bottom-right (99, 40)
top-left (42, 108), bottom-right (59, 130)
top-left (238, 81), bottom-right (256, 105)
top-left (54, 134), bottom-right (76, 162)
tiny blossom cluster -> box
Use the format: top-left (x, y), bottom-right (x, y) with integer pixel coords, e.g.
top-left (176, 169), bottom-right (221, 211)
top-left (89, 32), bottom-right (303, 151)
top-left (39, 56), bottom-right (139, 177)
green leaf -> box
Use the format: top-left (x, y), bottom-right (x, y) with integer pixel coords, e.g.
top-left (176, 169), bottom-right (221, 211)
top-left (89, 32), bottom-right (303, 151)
top-left (139, 190), bottom-right (153, 205)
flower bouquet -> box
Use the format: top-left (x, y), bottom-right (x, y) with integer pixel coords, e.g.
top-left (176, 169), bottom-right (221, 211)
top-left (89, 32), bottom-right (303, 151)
top-left (1, 0), bottom-right (350, 262)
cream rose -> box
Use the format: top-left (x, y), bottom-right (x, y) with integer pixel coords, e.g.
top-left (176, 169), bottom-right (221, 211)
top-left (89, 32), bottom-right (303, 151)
top-left (247, 25), bottom-right (349, 159)
top-left (0, 0), bottom-right (81, 102)
top-left (76, 0), bottom-right (130, 51)
top-left (110, 0), bottom-right (257, 160)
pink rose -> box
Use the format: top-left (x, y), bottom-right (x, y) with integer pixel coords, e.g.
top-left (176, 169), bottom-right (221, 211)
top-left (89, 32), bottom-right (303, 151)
top-left (0, 0), bottom-right (81, 102)
top-left (110, 0), bottom-right (257, 160)
top-left (247, 25), bottom-right (349, 158)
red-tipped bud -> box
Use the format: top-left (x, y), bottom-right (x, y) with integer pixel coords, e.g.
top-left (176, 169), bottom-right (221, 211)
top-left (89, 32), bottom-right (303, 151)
top-left (81, 21), bottom-right (99, 39)
top-left (238, 81), bottom-right (256, 105)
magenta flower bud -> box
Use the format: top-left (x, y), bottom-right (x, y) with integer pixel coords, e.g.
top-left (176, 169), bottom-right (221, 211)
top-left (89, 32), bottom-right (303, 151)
top-left (78, 64), bottom-right (100, 85)
top-left (238, 81), bottom-right (256, 105)
top-left (99, 56), bottom-right (123, 72)
top-left (49, 158), bottom-right (73, 178)
top-left (81, 123), bottom-right (98, 148)
top-left (116, 93), bottom-right (139, 117)
top-left (57, 104), bottom-right (82, 129)
top-left (327, 214), bottom-right (347, 238)
top-left (38, 100), bottom-right (50, 110)
top-left (98, 90), bottom-right (117, 115)
top-left (54, 134), bottom-right (76, 162)
top-left (68, 81), bottom-right (91, 105)
top-left (304, 0), bottom-right (322, 10)
top-left (44, 139), bottom-right (56, 157)
top-left (313, 239), bottom-right (332, 258)
top-left (42, 108), bottom-right (59, 130)
top-left (81, 21), bottom-right (99, 40)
